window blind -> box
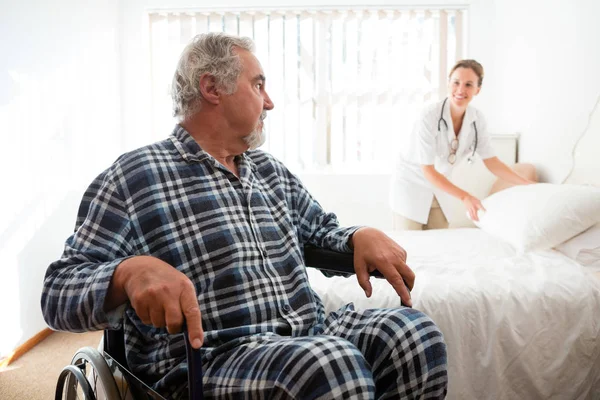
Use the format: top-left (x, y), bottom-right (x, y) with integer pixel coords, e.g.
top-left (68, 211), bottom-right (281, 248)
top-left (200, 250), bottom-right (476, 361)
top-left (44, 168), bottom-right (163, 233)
top-left (148, 7), bottom-right (467, 170)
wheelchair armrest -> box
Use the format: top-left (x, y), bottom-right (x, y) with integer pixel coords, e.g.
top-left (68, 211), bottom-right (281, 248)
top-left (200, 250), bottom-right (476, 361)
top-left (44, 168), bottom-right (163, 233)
top-left (182, 323), bottom-right (204, 400)
top-left (303, 245), bottom-right (383, 278)
top-left (304, 245), bottom-right (411, 307)
top-left (103, 327), bottom-right (127, 366)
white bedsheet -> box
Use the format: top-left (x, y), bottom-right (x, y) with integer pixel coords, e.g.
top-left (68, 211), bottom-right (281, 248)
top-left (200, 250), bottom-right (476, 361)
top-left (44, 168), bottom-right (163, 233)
top-left (307, 228), bottom-right (600, 400)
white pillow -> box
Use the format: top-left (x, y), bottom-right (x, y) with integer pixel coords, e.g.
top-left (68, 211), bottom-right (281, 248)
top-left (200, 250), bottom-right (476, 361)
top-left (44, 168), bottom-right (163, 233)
top-left (472, 183), bottom-right (600, 253)
top-left (555, 224), bottom-right (600, 266)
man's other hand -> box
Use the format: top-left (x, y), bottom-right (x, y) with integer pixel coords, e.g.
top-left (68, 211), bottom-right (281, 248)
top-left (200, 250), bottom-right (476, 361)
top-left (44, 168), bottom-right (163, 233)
top-left (351, 227), bottom-right (414, 307)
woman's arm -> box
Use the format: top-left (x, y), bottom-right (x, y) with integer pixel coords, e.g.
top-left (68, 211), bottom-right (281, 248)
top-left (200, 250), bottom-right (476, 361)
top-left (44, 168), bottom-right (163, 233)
top-left (483, 157), bottom-right (536, 185)
top-left (421, 165), bottom-right (485, 221)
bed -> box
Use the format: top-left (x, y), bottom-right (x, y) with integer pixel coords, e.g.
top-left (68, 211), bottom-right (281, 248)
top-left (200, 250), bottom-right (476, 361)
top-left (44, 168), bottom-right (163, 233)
top-left (308, 229), bottom-right (600, 399)
top-left (307, 107), bottom-right (600, 399)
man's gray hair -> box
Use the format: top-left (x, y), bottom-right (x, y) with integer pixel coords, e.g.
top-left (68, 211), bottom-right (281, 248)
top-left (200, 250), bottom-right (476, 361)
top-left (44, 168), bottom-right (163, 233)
top-left (170, 32), bottom-right (255, 120)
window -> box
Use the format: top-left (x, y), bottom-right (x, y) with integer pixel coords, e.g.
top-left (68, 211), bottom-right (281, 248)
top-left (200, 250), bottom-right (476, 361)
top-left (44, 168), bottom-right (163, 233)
top-left (148, 6), bottom-right (467, 171)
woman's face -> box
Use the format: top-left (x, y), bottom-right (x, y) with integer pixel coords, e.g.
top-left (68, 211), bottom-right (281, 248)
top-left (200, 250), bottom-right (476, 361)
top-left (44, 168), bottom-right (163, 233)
top-left (448, 67), bottom-right (481, 109)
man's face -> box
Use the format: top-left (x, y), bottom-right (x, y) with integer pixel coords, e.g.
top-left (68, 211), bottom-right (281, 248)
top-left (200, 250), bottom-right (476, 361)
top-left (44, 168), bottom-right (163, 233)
top-left (222, 48), bottom-right (274, 150)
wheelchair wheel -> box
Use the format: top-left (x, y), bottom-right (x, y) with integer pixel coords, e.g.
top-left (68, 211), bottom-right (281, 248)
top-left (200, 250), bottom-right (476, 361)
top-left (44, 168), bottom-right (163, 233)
top-left (55, 346), bottom-right (122, 400)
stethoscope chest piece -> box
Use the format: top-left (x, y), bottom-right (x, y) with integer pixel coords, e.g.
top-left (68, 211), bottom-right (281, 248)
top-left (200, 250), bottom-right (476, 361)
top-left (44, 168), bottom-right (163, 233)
top-left (438, 98), bottom-right (478, 165)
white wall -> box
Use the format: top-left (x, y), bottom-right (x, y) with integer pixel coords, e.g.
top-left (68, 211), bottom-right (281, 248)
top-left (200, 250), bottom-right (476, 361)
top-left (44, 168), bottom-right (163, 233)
top-left (0, 0), bottom-right (120, 356)
top-left (470, 0), bottom-right (600, 183)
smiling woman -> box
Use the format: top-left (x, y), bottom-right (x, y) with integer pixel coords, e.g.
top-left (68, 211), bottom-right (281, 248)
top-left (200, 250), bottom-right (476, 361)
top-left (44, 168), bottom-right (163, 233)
top-left (389, 59), bottom-right (535, 230)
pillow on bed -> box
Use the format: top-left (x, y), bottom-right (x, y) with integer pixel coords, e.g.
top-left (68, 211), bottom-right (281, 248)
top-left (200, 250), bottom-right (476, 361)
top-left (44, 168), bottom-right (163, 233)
top-left (472, 183), bottom-right (600, 253)
top-left (555, 224), bottom-right (600, 266)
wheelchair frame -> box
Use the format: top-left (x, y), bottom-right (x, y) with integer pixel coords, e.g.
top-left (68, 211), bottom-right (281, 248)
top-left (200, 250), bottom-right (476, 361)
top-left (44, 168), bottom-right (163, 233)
top-left (54, 246), bottom-right (384, 400)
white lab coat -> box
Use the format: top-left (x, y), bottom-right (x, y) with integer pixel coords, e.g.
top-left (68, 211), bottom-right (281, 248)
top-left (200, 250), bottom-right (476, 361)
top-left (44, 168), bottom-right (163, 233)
top-left (389, 98), bottom-right (495, 224)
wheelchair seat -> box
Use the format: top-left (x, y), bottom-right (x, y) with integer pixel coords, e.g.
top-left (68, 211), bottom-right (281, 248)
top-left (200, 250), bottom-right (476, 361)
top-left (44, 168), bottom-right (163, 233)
top-left (54, 246), bottom-right (382, 400)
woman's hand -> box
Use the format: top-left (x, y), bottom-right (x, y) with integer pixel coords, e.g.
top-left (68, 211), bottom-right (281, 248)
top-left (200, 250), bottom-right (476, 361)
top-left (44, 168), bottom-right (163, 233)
top-left (462, 194), bottom-right (486, 221)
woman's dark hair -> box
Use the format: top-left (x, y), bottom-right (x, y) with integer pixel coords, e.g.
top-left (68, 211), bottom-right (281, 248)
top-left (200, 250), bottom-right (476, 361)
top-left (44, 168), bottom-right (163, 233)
top-left (449, 59), bottom-right (484, 87)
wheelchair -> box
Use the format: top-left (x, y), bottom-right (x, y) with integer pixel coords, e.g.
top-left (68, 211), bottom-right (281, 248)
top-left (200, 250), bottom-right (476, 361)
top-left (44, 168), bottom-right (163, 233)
top-left (55, 246), bottom-right (384, 400)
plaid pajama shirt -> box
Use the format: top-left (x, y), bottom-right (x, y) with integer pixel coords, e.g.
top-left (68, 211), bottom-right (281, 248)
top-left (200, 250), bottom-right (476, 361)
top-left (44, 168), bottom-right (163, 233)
top-left (41, 125), bottom-right (447, 399)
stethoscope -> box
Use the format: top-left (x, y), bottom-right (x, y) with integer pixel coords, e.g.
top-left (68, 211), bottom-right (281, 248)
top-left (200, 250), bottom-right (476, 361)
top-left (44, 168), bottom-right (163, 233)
top-left (437, 97), bottom-right (478, 164)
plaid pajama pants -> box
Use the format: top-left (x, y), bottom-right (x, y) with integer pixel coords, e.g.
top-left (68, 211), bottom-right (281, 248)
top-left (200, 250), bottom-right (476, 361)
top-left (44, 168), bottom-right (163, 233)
top-left (190, 306), bottom-right (447, 399)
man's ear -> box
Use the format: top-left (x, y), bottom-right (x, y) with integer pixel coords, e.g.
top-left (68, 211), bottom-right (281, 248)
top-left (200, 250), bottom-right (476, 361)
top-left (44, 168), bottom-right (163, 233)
top-left (199, 73), bottom-right (220, 105)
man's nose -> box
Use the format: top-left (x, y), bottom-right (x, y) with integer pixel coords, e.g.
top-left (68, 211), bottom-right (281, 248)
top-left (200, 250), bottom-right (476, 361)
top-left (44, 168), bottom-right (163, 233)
top-left (263, 92), bottom-right (274, 110)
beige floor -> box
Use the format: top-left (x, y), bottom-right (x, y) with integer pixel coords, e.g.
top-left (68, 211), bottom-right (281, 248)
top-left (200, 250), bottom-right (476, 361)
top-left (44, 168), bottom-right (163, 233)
top-left (0, 330), bottom-right (104, 400)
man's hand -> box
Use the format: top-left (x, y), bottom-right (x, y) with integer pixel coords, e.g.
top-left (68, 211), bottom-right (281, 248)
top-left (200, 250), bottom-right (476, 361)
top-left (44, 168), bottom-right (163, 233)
top-left (106, 256), bottom-right (204, 349)
top-left (351, 227), bottom-right (414, 307)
